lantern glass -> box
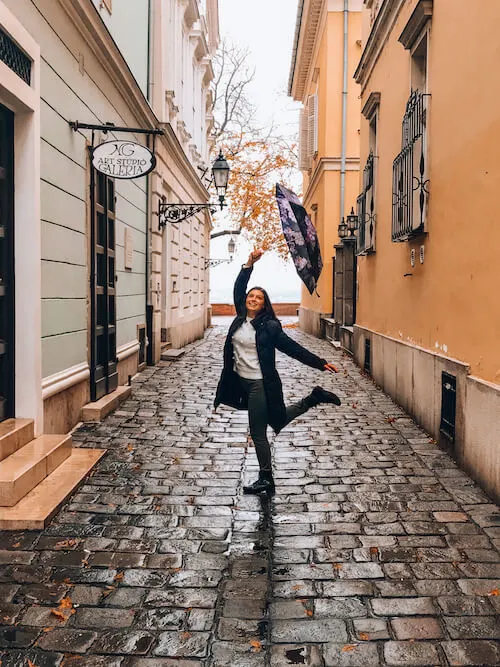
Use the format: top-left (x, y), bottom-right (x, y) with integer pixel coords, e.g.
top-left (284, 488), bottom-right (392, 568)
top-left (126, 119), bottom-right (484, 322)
top-left (347, 207), bottom-right (358, 233)
top-left (338, 220), bottom-right (348, 239)
top-left (228, 236), bottom-right (236, 256)
top-left (212, 150), bottom-right (230, 199)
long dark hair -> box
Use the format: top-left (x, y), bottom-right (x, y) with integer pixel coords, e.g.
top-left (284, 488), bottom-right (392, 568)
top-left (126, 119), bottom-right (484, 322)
top-left (246, 287), bottom-right (277, 319)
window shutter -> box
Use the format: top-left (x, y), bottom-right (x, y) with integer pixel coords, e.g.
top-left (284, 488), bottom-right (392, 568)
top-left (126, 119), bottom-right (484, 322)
top-left (298, 109), bottom-right (309, 171)
top-left (307, 93), bottom-right (318, 159)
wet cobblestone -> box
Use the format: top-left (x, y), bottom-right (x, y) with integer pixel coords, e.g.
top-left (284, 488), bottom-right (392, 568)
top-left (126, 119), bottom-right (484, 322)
top-left (1, 321), bottom-right (499, 666)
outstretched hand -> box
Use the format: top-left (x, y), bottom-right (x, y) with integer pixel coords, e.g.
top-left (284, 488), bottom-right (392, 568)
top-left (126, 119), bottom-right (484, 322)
top-left (246, 249), bottom-right (264, 266)
top-left (324, 363), bottom-right (339, 374)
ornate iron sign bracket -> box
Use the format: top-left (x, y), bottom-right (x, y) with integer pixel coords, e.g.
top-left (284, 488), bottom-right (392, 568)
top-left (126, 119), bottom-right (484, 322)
top-left (158, 202), bottom-right (227, 228)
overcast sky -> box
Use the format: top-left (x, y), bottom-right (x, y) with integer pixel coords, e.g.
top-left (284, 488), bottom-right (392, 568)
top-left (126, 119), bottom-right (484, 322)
top-left (209, 0), bottom-right (302, 303)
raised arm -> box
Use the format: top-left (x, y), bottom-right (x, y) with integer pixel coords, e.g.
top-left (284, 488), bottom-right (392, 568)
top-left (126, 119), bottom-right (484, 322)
top-left (233, 266), bottom-right (253, 316)
top-left (233, 249), bottom-right (264, 316)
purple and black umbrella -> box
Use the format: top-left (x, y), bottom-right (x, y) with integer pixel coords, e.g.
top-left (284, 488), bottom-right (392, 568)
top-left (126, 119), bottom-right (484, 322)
top-left (275, 183), bottom-right (323, 295)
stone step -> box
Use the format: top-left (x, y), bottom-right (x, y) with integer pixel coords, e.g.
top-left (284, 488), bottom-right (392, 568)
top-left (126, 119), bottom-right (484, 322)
top-left (161, 348), bottom-right (185, 361)
top-left (0, 448), bottom-right (106, 530)
top-left (0, 418), bottom-right (35, 462)
top-left (0, 434), bottom-right (72, 507)
top-left (81, 385), bottom-right (132, 422)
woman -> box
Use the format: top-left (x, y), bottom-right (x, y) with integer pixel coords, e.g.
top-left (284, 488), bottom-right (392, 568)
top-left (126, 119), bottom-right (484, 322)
top-left (214, 249), bottom-right (341, 495)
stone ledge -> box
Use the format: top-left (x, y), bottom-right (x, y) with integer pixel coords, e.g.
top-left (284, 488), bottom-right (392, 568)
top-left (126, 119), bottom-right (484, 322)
top-left (81, 385), bottom-right (132, 422)
top-left (0, 448), bottom-right (106, 530)
top-left (161, 348), bottom-right (186, 361)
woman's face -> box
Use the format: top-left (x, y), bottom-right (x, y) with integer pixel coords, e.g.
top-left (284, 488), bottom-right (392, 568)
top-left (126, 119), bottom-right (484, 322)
top-left (246, 289), bottom-right (265, 317)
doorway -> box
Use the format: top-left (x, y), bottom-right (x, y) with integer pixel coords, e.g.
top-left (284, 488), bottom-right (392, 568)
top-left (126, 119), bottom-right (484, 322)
top-left (0, 104), bottom-right (14, 421)
top-left (90, 168), bottom-right (118, 401)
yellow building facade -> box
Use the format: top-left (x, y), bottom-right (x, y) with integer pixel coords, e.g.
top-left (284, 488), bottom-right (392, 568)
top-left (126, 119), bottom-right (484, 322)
top-left (354, 0), bottom-right (500, 500)
top-left (289, 0), bottom-right (362, 337)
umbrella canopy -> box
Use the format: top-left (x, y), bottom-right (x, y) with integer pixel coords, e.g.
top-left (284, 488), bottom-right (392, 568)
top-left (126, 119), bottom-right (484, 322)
top-left (275, 183), bottom-right (323, 295)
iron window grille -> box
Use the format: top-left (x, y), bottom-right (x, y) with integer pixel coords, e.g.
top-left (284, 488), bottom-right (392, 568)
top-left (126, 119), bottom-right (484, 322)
top-left (392, 90), bottom-right (429, 242)
top-left (0, 27), bottom-right (31, 86)
top-left (357, 151), bottom-right (376, 255)
top-left (440, 371), bottom-right (456, 443)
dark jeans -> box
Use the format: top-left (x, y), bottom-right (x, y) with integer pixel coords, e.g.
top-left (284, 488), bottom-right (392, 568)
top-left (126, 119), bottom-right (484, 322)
top-left (238, 377), bottom-right (311, 472)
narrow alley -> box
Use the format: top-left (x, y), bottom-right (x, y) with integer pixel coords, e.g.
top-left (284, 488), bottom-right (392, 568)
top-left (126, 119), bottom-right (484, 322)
top-left (1, 321), bottom-right (499, 667)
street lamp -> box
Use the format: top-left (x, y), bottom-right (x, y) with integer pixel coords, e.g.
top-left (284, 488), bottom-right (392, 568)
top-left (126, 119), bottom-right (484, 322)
top-left (338, 218), bottom-right (348, 240)
top-left (205, 235), bottom-right (237, 269)
top-left (212, 150), bottom-right (230, 208)
top-left (158, 150), bottom-right (230, 228)
top-left (346, 207), bottom-right (358, 236)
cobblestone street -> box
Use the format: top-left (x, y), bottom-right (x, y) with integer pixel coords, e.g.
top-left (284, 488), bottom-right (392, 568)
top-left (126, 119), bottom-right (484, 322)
top-left (1, 321), bottom-right (499, 667)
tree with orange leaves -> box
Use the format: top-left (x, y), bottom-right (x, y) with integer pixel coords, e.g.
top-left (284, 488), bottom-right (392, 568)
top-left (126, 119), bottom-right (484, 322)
top-left (211, 40), bottom-right (299, 258)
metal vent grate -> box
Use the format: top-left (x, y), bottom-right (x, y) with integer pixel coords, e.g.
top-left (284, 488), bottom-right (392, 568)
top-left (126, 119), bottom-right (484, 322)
top-left (0, 28), bottom-right (31, 85)
top-left (440, 372), bottom-right (456, 443)
top-left (364, 338), bottom-right (371, 374)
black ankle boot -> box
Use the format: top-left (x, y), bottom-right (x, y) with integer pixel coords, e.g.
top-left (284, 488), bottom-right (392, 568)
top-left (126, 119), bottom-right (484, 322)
top-left (243, 470), bottom-right (275, 495)
top-left (309, 385), bottom-right (341, 407)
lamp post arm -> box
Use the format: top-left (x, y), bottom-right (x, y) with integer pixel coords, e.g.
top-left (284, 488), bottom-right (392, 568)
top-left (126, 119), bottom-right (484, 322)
top-left (210, 228), bottom-right (242, 240)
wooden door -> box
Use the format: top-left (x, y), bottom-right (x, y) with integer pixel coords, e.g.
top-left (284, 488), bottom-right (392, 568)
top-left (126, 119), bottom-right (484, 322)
top-left (90, 168), bottom-right (118, 401)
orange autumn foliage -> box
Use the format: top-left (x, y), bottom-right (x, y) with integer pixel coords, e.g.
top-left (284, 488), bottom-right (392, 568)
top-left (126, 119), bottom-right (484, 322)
top-left (218, 134), bottom-right (298, 259)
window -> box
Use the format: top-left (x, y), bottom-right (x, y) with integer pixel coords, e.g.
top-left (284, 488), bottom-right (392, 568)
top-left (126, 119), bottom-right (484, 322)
top-left (357, 92), bottom-right (380, 254)
top-left (393, 1), bottom-right (432, 242)
top-left (411, 31), bottom-right (428, 93)
top-left (298, 93), bottom-right (318, 171)
top-left (391, 90), bottom-right (428, 241)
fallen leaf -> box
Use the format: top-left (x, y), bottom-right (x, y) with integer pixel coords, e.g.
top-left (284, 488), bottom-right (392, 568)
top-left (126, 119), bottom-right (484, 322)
top-left (28, 661), bottom-right (38, 667)
top-left (55, 539), bottom-right (78, 550)
top-left (359, 632), bottom-right (370, 641)
top-left (114, 572), bottom-right (124, 582)
top-left (127, 444), bottom-right (134, 452)
top-left (292, 584), bottom-right (302, 591)
top-left (50, 609), bottom-right (67, 621)
top-left (341, 645), bottom-right (357, 652)
top-left (369, 547), bottom-right (379, 555)
top-left (43, 627), bottom-right (54, 633)
top-left (386, 416), bottom-right (397, 423)
top-left (332, 563), bottom-right (343, 570)
top-left (59, 597), bottom-right (73, 609)
top-left (352, 403), bottom-right (357, 409)
top-left (180, 631), bottom-right (192, 640)
top-left (250, 639), bottom-right (262, 652)
top-left (12, 542), bottom-right (21, 548)
top-left (305, 609), bottom-right (313, 617)
top-left (488, 588), bottom-right (499, 596)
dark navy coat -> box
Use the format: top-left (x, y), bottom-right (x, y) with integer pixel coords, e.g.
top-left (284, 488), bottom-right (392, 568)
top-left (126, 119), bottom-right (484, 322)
top-left (214, 266), bottom-right (327, 433)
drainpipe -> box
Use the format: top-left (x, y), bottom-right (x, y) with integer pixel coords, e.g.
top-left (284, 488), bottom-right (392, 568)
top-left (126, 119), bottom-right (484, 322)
top-left (339, 0), bottom-right (349, 223)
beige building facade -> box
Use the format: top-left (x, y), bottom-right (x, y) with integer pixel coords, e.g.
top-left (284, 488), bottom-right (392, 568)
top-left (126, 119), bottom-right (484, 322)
top-left (354, 0), bottom-right (500, 500)
top-left (0, 0), bottom-right (218, 526)
top-left (289, 0), bottom-right (362, 338)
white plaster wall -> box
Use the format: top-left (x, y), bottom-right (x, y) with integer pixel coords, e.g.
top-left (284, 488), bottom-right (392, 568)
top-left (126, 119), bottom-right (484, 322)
top-left (2, 0), bottom-right (148, 381)
top-left (91, 0), bottom-right (149, 98)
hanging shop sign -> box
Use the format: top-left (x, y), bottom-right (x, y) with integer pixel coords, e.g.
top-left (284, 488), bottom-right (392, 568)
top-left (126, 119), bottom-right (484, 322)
top-left (92, 140), bottom-right (156, 179)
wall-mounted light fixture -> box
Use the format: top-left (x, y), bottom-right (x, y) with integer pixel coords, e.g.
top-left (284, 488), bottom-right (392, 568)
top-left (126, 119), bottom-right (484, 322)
top-left (205, 235), bottom-right (236, 269)
top-left (159, 150), bottom-right (230, 229)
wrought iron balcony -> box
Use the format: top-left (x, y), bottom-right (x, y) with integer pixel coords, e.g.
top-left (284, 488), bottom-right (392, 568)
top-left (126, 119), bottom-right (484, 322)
top-left (356, 150), bottom-right (376, 255)
top-left (392, 90), bottom-right (429, 242)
